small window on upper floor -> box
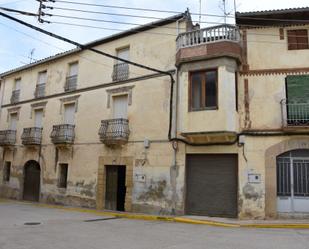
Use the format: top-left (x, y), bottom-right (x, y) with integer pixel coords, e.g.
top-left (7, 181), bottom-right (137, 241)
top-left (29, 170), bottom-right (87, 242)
top-left (189, 69), bottom-right (218, 111)
top-left (11, 78), bottom-right (21, 104)
top-left (287, 29), bottom-right (309, 50)
top-left (35, 71), bottom-right (47, 98)
top-left (113, 47), bottom-right (129, 81)
top-left (65, 62), bottom-right (78, 92)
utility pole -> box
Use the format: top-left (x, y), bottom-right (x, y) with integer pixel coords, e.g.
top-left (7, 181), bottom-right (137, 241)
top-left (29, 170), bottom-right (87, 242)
top-left (199, 0), bottom-right (202, 24)
top-left (223, 0), bottom-right (227, 25)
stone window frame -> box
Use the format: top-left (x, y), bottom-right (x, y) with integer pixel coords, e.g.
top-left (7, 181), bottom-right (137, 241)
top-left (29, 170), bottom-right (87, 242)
top-left (106, 85), bottom-right (134, 108)
top-left (59, 95), bottom-right (80, 115)
top-left (6, 106), bottom-right (21, 122)
top-left (30, 101), bottom-right (48, 119)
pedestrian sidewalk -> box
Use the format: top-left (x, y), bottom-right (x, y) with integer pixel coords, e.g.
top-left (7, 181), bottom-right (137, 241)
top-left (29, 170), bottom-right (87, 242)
top-left (1, 198), bottom-right (309, 229)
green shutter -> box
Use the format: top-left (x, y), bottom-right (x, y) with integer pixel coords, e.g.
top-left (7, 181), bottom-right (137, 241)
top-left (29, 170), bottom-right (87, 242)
top-left (286, 75), bottom-right (309, 102)
top-left (286, 75), bottom-right (309, 124)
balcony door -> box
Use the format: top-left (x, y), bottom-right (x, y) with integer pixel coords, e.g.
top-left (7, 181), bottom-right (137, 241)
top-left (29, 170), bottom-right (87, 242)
top-left (113, 95), bottom-right (128, 119)
top-left (64, 103), bottom-right (75, 125)
top-left (9, 113), bottom-right (17, 130)
top-left (34, 109), bottom-right (43, 128)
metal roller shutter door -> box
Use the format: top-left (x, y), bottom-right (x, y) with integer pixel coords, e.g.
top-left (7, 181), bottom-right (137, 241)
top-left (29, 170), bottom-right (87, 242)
top-left (186, 154), bottom-right (238, 217)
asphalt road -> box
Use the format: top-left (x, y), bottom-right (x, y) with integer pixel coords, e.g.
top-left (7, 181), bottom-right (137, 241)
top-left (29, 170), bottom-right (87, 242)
top-left (0, 201), bottom-right (309, 249)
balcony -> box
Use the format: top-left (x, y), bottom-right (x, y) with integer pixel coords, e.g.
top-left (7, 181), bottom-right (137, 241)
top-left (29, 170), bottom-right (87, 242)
top-left (21, 127), bottom-right (42, 145)
top-left (281, 99), bottom-right (309, 128)
top-left (176, 24), bottom-right (241, 65)
top-left (0, 130), bottom-right (16, 146)
top-left (10, 90), bottom-right (20, 104)
top-left (34, 83), bottom-right (45, 98)
top-left (50, 124), bottom-right (75, 145)
top-left (99, 118), bottom-right (129, 146)
top-left (64, 75), bottom-right (77, 92)
top-left (112, 63), bottom-right (129, 82)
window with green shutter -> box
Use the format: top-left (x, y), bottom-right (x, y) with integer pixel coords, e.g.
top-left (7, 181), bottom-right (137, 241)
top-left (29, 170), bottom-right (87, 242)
top-left (286, 75), bottom-right (309, 125)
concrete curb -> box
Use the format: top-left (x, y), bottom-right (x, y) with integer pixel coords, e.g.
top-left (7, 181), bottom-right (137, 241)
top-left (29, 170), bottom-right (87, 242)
top-left (1, 198), bottom-right (309, 229)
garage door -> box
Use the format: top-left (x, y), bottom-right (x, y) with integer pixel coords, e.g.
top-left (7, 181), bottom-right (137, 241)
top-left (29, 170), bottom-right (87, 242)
top-left (186, 154), bottom-right (238, 217)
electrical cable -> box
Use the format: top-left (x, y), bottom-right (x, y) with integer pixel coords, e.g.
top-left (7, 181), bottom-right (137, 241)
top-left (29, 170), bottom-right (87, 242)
top-left (48, 0), bottom-right (235, 19)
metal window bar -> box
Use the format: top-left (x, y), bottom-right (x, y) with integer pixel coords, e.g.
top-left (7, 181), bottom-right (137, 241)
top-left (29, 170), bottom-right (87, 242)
top-left (21, 127), bottom-right (42, 145)
top-left (281, 99), bottom-right (309, 126)
top-left (50, 124), bottom-right (75, 144)
top-left (112, 63), bottom-right (129, 82)
top-left (99, 118), bottom-right (129, 146)
top-left (34, 83), bottom-right (46, 98)
top-left (176, 24), bottom-right (240, 50)
top-left (64, 75), bottom-right (78, 92)
top-left (10, 89), bottom-right (20, 104)
top-left (293, 159), bottom-right (309, 197)
top-left (277, 157), bottom-right (291, 196)
top-left (0, 130), bottom-right (16, 146)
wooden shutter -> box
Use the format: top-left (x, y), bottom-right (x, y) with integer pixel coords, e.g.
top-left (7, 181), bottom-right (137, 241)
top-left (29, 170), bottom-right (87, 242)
top-left (288, 29), bottom-right (309, 50)
top-left (287, 30), bottom-right (298, 50)
top-left (296, 29), bottom-right (309, 49)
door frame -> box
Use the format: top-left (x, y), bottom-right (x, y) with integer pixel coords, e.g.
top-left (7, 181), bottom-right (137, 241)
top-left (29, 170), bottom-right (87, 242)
top-left (96, 156), bottom-right (133, 212)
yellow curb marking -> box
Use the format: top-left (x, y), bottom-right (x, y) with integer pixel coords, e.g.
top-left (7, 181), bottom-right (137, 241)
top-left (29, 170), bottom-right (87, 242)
top-left (1, 199), bottom-right (309, 229)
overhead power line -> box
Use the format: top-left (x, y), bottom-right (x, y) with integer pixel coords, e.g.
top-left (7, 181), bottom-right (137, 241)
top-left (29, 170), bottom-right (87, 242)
top-left (0, 11), bottom-right (173, 77)
top-left (44, 5), bottom-right (233, 24)
top-left (47, 0), bottom-right (235, 19)
top-left (49, 21), bottom-right (177, 36)
top-left (0, 6), bottom-right (38, 16)
top-left (43, 12), bottom-right (228, 27)
top-left (45, 13), bottom-right (188, 30)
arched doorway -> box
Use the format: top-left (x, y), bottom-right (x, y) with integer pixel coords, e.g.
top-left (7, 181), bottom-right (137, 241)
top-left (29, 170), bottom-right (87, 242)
top-left (23, 160), bottom-right (41, 202)
top-left (277, 149), bottom-right (309, 214)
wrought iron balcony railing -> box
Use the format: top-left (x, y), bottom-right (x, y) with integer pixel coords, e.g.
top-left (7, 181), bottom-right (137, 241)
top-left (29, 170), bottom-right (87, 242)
top-left (0, 130), bottom-right (16, 146)
top-left (64, 75), bottom-right (78, 92)
top-left (50, 124), bottom-right (75, 144)
top-left (112, 63), bottom-right (129, 82)
top-left (34, 83), bottom-right (46, 98)
top-left (281, 99), bottom-right (309, 127)
top-left (21, 127), bottom-right (42, 145)
top-left (10, 90), bottom-right (20, 104)
top-left (99, 118), bottom-right (129, 146)
top-left (176, 24), bottom-right (240, 49)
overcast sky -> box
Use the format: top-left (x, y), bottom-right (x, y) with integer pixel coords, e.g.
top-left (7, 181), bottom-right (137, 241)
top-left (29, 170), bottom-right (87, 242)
top-left (0, 0), bottom-right (308, 73)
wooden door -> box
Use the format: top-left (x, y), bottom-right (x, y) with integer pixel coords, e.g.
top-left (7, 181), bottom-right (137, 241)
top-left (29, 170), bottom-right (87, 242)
top-left (113, 95), bottom-right (128, 119)
top-left (105, 166), bottom-right (118, 210)
top-left (23, 161), bottom-right (41, 202)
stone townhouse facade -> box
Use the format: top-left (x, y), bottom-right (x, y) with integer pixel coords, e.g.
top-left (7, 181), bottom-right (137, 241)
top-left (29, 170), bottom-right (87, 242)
top-left (0, 8), bottom-right (309, 219)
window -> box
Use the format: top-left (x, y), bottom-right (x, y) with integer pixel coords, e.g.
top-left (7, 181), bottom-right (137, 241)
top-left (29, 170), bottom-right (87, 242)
top-left (285, 75), bottom-right (309, 125)
top-left (34, 109), bottom-right (43, 128)
top-left (3, 161), bottom-right (11, 182)
top-left (58, 163), bottom-right (68, 188)
top-left (113, 95), bottom-right (128, 119)
top-left (189, 69), bottom-right (218, 111)
top-left (11, 78), bottom-right (21, 103)
top-left (65, 62), bottom-right (78, 92)
top-left (64, 103), bottom-right (75, 125)
top-left (113, 47), bottom-right (129, 81)
top-left (9, 113), bottom-right (18, 130)
top-left (287, 29), bottom-right (309, 50)
top-left (35, 71), bottom-right (47, 98)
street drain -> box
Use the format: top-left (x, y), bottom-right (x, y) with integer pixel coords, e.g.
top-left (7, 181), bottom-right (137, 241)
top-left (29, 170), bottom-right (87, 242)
top-left (84, 217), bottom-right (121, 222)
top-left (24, 222), bottom-right (41, 226)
